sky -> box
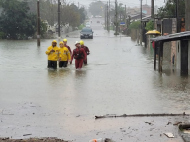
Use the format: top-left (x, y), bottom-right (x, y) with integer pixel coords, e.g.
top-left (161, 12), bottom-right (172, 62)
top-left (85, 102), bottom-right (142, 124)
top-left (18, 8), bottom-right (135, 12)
top-left (66, 0), bottom-right (166, 8)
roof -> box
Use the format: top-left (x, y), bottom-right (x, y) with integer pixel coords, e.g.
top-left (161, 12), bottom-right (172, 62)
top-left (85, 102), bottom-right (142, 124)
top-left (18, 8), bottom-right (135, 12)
top-left (142, 15), bottom-right (151, 22)
top-left (151, 31), bottom-right (190, 42)
top-left (127, 13), bottom-right (146, 20)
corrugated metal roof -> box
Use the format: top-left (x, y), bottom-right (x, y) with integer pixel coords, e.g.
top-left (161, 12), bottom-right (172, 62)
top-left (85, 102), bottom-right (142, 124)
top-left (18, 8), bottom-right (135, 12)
top-left (151, 31), bottom-right (190, 42)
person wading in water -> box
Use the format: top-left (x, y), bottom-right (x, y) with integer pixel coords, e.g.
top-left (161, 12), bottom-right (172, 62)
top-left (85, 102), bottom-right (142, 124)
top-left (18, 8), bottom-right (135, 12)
top-left (58, 42), bottom-right (71, 68)
top-left (70, 41), bottom-right (86, 69)
top-left (45, 40), bottom-right (59, 69)
top-left (80, 40), bottom-right (90, 65)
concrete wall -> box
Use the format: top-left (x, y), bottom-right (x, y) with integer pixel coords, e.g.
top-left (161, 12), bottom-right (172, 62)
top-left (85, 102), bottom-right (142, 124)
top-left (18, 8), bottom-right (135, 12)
top-left (171, 19), bottom-right (177, 65)
top-left (130, 29), bottom-right (140, 41)
top-left (154, 18), bottom-right (177, 64)
top-left (163, 42), bottom-right (171, 62)
top-left (176, 41), bottom-right (181, 69)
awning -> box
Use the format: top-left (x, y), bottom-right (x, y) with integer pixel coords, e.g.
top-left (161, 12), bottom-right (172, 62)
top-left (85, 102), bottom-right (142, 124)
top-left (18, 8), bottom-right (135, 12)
top-left (151, 31), bottom-right (190, 42)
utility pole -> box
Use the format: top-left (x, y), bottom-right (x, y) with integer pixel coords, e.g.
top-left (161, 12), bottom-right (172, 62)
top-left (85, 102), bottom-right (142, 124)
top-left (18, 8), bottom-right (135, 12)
top-left (185, 0), bottom-right (190, 31)
top-left (115, 0), bottom-right (119, 35)
top-left (140, 0), bottom-right (142, 46)
top-left (176, 0), bottom-right (179, 32)
top-left (37, 0), bottom-right (40, 46)
top-left (58, 0), bottom-right (61, 38)
top-left (105, 4), bottom-right (107, 30)
top-left (151, 0), bottom-right (154, 19)
top-left (109, 0), bottom-right (110, 31)
top-left (107, 2), bottom-right (109, 31)
top-left (125, 5), bottom-right (127, 28)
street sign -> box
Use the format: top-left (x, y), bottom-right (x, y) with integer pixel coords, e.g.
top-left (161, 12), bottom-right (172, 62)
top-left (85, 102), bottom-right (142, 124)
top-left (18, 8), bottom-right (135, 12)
top-left (120, 22), bottom-right (125, 25)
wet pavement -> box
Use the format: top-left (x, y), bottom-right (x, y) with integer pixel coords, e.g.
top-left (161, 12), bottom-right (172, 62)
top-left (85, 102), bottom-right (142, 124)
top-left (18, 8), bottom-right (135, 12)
top-left (0, 18), bottom-right (190, 141)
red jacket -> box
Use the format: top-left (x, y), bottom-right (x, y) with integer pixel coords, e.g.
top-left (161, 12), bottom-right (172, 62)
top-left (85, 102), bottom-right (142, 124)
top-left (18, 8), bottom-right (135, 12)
top-left (82, 46), bottom-right (90, 55)
top-left (65, 45), bottom-right (72, 54)
top-left (152, 41), bottom-right (155, 49)
top-left (71, 48), bottom-right (86, 61)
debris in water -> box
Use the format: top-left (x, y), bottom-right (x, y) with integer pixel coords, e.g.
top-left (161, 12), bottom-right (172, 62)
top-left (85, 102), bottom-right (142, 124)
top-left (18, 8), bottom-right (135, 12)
top-left (167, 122), bottom-right (172, 125)
top-left (89, 138), bottom-right (114, 142)
top-left (95, 113), bottom-right (188, 119)
top-left (23, 134), bottom-right (32, 136)
top-left (173, 122), bottom-right (182, 125)
top-left (164, 133), bottom-right (174, 138)
top-left (145, 122), bottom-right (153, 125)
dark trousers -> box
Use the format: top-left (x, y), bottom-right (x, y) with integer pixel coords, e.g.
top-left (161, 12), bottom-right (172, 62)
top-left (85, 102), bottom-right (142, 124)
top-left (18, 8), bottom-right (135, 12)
top-left (59, 61), bottom-right (67, 68)
top-left (48, 60), bottom-right (57, 69)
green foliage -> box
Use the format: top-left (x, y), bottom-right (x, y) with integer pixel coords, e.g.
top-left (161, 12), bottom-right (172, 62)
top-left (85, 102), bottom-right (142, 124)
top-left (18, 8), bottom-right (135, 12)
top-left (60, 4), bottom-right (80, 27)
top-left (145, 20), bottom-right (154, 31)
top-left (0, 0), bottom-right (36, 39)
top-left (40, 20), bottom-right (48, 38)
top-left (27, 1), bottom-right (86, 27)
top-left (0, 32), bottom-right (4, 39)
top-left (129, 21), bottom-right (141, 30)
top-left (89, 1), bottom-right (104, 16)
top-left (157, 0), bottom-right (185, 18)
top-left (78, 24), bottom-right (85, 30)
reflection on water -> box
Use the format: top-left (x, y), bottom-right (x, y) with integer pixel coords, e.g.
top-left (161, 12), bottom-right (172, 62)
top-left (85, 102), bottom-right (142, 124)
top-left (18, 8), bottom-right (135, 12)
top-left (75, 69), bottom-right (87, 78)
top-left (0, 35), bottom-right (190, 115)
top-left (1, 20), bottom-right (190, 140)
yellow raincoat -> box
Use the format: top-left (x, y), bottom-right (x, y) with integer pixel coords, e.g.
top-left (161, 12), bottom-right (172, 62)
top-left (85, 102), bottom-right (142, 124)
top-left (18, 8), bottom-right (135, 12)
top-left (45, 46), bottom-right (60, 61)
top-left (59, 47), bottom-right (71, 61)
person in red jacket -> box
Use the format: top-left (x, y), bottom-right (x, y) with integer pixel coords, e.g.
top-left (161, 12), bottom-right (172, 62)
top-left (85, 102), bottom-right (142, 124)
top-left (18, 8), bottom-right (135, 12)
top-left (80, 40), bottom-right (90, 65)
top-left (70, 41), bottom-right (86, 69)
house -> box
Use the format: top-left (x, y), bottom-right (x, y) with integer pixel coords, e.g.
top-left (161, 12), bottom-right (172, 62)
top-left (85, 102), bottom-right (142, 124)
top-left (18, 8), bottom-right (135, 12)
top-left (142, 4), bottom-right (151, 15)
top-left (127, 13), bottom-right (147, 21)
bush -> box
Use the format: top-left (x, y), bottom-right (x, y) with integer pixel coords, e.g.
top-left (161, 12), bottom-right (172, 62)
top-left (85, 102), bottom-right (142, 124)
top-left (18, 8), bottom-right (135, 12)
top-left (145, 20), bottom-right (154, 31)
top-left (129, 21), bottom-right (141, 30)
top-left (0, 32), bottom-right (4, 39)
top-left (78, 24), bottom-right (85, 30)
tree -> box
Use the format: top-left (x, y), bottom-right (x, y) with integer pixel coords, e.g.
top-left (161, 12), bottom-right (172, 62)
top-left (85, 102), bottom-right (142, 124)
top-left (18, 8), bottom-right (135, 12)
top-left (60, 4), bottom-right (80, 27)
top-left (157, 0), bottom-right (185, 18)
top-left (27, 1), bottom-right (86, 27)
top-left (145, 20), bottom-right (154, 31)
top-left (118, 3), bottom-right (125, 22)
top-left (89, 1), bottom-right (104, 16)
top-left (0, 0), bottom-right (36, 39)
top-left (129, 21), bottom-right (141, 30)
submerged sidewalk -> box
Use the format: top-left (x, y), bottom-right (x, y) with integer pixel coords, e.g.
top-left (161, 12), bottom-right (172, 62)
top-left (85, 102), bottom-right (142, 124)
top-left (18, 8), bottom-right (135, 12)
top-left (1, 115), bottom-right (190, 142)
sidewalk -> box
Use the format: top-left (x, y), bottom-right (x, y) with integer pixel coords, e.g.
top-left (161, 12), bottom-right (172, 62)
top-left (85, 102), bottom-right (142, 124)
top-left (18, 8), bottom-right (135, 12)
top-left (1, 115), bottom-right (190, 142)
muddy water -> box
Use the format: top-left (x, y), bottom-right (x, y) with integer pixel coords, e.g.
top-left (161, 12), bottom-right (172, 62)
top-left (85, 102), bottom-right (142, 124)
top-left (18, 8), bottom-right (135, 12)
top-left (0, 18), bottom-right (190, 141)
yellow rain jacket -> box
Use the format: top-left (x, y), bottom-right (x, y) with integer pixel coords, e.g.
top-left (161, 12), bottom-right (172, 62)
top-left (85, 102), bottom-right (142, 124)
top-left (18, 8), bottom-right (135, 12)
top-left (45, 46), bottom-right (60, 61)
top-left (59, 47), bottom-right (71, 61)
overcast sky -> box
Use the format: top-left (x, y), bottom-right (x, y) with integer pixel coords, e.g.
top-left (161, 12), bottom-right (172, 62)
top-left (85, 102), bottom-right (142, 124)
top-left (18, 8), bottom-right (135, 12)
top-left (66, 0), bottom-right (166, 8)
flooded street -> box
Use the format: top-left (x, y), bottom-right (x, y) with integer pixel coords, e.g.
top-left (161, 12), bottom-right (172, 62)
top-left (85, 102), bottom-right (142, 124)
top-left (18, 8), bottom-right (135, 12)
top-left (0, 18), bottom-right (190, 141)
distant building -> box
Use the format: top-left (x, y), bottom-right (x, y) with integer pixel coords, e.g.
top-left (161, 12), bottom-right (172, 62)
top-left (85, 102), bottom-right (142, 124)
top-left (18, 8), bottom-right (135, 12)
top-left (142, 4), bottom-right (151, 15)
top-left (126, 5), bottom-right (151, 17)
top-left (127, 13), bottom-right (147, 21)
